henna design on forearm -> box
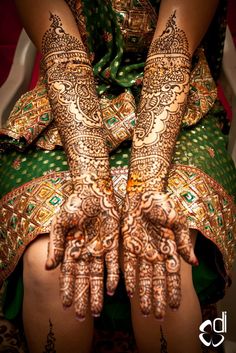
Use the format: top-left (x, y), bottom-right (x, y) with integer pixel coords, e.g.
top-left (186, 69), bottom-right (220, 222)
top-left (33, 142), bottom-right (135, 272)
top-left (43, 319), bottom-right (56, 353)
top-left (128, 12), bottom-right (191, 192)
top-left (122, 13), bottom-right (197, 319)
top-left (42, 13), bottom-right (110, 183)
top-left (43, 14), bottom-right (119, 319)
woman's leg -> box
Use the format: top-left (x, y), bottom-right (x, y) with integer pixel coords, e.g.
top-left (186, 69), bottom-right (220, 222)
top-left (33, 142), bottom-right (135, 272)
top-left (22, 235), bottom-right (93, 353)
top-left (131, 230), bottom-right (202, 353)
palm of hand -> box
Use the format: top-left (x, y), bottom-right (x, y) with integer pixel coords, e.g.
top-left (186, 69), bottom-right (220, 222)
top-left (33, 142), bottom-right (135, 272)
top-left (122, 191), bottom-right (196, 319)
top-left (47, 176), bottom-right (120, 320)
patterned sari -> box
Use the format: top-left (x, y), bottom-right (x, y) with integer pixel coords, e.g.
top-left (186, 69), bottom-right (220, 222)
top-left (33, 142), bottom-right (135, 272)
top-left (0, 0), bottom-right (235, 334)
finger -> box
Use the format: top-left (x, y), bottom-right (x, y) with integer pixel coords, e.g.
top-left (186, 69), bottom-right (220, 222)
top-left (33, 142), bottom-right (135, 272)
top-left (46, 214), bottom-right (66, 269)
top-left (139, 258), bottom-right (153, 316)
top-left (172, 215), bottom-right (198, 266)
top-left (105, 247), bottom-right (119, 296)
top-left (74, 254), bottom-right (90, 321)
top-left (124, 251), bottom-right (137, 298)
top-left (166, 272), bottom-right (181, 310)
top-left (46, 205), bottom-right (77, 270)
top-left (60, 262), bottom-right (75, 308)
top-left (153, 262), bottom-right (166, 320)
top-left (59, 238), bottom-right (77, 307)
top-left (46, 194), bottom-right (81, 269)
top-left (90, 256), bottom-right (104, 317)
top-left (165, 254), bottom-right (181, 310)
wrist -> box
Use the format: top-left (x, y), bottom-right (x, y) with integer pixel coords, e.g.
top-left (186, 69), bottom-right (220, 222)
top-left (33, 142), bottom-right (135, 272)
top-left (127, 166), bottom-right (169, 194)
top-left (42, 13), bottom-right (90, 70)
top-left (72, 173), bottom-right (113, 194)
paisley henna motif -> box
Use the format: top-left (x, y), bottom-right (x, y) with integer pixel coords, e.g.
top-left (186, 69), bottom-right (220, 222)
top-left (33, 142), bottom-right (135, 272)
top-left (123, 13), bottom-right (197, 319)
top-left (129, 12), bottom-right (191, 192)
top-left (43, 14), bottom-right (119, 319)
top-left (46, 175), bottom-right (120, 319)
top-left (122, 191), bottom-right (197, 319)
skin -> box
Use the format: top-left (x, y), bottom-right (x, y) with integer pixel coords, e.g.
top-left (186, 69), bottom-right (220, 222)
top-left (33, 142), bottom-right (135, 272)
top-left (14, 1), bottom-right (219, 351)
top-left (122, 12), bottom-right (198, 319)
top-left (41, 13), bottom-right (120, 319)
top-left (121, 1), bottom-right (218, 321)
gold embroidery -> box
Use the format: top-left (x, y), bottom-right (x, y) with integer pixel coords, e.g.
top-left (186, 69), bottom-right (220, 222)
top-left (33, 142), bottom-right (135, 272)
top-left (0, 164), bottom-right (235, 283)
top-left (183, 48), bottom-right (217, 127)
top-left (112, 0), bottom-right (157, 52)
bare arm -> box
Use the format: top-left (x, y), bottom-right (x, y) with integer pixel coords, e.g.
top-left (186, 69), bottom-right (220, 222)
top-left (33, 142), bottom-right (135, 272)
top-left (123, 0), bottom-right (218, 319)
top-left (15, 0), bottom-right (120, 319)
top-left (15, 0), bottom-right (82, 50)
top-left (129, 0), bottom-right (219, 192)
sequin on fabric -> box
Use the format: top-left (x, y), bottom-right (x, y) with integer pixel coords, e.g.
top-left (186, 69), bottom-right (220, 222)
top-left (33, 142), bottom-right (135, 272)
top-left (0, 0), bottom-right (235, 296)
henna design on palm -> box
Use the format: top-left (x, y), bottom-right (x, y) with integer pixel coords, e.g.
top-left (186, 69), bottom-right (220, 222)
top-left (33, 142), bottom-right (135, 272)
top-left (123, 13), bottom-right (197, 319)
top-left (47, 174), bottom-right (120, 319)
top-left (122, 191), bottom-right (197, 319)
top-left (42, 14), bottom-right (120, 319)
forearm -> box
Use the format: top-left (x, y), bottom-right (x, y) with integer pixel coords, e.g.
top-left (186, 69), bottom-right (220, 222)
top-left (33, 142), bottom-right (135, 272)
top-left (128, 13), bottom-right (191, 192)
top-left (42, 14), bottom-right (110, 187)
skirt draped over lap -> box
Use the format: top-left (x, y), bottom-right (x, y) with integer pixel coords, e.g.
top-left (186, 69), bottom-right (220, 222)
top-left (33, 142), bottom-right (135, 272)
top-left (0, 0), bottom-right (235, 321)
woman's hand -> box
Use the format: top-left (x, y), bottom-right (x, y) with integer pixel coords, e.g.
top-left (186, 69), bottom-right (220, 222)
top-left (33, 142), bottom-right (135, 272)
top-left (122, 191), bottom-right (198, 320)
top-left (46, 174), bottom-right (120, 320)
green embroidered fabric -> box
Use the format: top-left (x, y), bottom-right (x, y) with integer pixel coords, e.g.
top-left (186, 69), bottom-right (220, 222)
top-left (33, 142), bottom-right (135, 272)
top-left (1, 111), bottom-right (235, 199)
top-left (0, 0), bottom-right (235, 327)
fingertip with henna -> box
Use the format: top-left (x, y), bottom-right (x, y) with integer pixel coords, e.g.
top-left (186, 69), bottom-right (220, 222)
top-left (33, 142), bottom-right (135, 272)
top-left (107, 290), bottom-right (115, 296)
top-left (75, 315), bottom-right (86, 322)
top-left (106, 278), bottom-right (118, 296)
top-left (190, 249), bottom-right (199, 266)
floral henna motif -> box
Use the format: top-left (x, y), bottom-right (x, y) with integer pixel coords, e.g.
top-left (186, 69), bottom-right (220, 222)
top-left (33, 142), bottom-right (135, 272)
top-left (160, 326), bottom-right (168, 353)
top-left (122, 13), bottom-right (197, 319)
top-left (43, 320), bottom-right (56, 353)
top-left (43, 14), bottom-right (119, 319)
top-left (122, 191), bottom-right (197, 319)
top-left (47, 174), bottom-right (120, 319)
top-left (42, 13), bottom-right (110, 181)
top-left (129, 12), bottom-right (191, 192)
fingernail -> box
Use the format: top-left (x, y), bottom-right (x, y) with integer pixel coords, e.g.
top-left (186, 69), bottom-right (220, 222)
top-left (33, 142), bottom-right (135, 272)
top-left (63, 305), bottom-right (70, 311)
top-left (142, 314), bottom-right (149, 318)
top-left (92, 313), bottom-right (100, 318)
top-left (107, 291), bottom-right (115, 296)
top-left (45, 263), bottom-right (53, 270)
top-left (193, 259), bottom-right (199, 267)
top-left (156, 317), bottom-right (164, 322)
top-left (45, 259), bottom-right (54, 270)
top-left (76, 316), bottom-right (85, 322)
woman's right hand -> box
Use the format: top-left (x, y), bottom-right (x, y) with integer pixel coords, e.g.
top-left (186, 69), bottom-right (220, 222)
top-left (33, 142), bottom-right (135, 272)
top-left (46, 174), bottom-right (120, 320)
top-left (122, 190), bottom-right (198, 320)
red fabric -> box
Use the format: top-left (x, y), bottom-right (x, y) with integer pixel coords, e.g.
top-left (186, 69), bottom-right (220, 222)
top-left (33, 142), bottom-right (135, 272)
top-left (0, 0), bottom-right (22, 86)
top-left (0, 0), bottom-right (236, 107)
top-left (228, 0), bottom-right (236, 47)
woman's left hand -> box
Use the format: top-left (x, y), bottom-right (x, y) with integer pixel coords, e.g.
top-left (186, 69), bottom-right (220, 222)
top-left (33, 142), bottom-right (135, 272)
top-left (46, 174), bottom-right (120, 320)
top-left (122, 191), bottom-right (198, 320)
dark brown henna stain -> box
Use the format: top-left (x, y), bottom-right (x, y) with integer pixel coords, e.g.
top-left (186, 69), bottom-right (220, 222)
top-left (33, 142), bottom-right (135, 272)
top-left (43, 319), bottom-right (56, 353)
top-left (42, 13), bottom-right (111, 181)
top-left (43, 14), bottom-right (120, 318)
top-left (160, 326), bottom-right (169, 353)
top-left (128, 12), bottom-right (191, 192)
top-left (122, 13), bottom-right (194, 319)
top-left (122, 191), bottom-right (194, 318)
